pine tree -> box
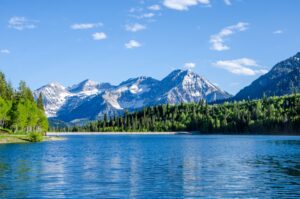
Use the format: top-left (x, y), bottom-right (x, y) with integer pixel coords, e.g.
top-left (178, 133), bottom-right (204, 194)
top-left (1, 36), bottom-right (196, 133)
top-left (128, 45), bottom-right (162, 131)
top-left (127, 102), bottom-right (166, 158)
top-left (37, 93), bottom-right (45, 111)
top-left (72, 94), bottom-right (300, 134)
top-left (103, 113), bottom-right (108, 129)
top-left (0, 97), bottom-right (11, 128)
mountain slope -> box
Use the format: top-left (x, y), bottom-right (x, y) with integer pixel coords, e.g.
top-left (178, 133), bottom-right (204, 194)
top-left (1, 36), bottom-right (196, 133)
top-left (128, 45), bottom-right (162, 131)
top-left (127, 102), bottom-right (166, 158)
top-left (234, 52), bottom-right (300, 100)
top-left (33, 82), bottom-right (72, 117)
top-left (34, 69), bottom-right (231, 123)
top-left (152, 69), bottom-right (231, 105)
top-left (68, 79), bottom-right (114, 95)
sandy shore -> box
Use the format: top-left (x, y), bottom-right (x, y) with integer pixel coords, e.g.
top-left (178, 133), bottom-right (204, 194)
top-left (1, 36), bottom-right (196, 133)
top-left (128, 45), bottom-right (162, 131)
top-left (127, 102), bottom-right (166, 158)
top-left (0, 134), bottom-right (65, 144)
top-left (47, 132), bottom-right (191, 136)
top-left (44, 136), bottom-right (66, 141)
top-left (0, 135), bottom-right (29, 144)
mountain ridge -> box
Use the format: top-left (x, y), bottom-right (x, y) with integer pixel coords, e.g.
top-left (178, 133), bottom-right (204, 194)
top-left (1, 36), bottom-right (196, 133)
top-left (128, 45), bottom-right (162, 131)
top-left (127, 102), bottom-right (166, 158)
top-left (34, 52), bottom-right (300, 124)
top-left (34, 69), bottom-right (231, 123)
top-left (234, 52), bottom-right (300, 100)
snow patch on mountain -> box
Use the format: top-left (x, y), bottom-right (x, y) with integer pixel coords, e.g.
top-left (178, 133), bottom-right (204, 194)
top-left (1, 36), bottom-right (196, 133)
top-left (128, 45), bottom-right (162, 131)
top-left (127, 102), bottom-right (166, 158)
top-left (102, 91), bottom-right (123, 110)
top-left (34, 69), bottom-right (232, 122)
top-left (33, 82), bottom-right (73, 117)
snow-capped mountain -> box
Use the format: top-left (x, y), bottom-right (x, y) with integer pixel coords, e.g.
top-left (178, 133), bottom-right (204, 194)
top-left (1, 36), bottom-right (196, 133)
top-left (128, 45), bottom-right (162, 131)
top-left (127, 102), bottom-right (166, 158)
top-left (155, 69), bottom-right (230, 104)
top-left (68, 79), bottom-right (114, 95)
top-left (34, 69), bottom-right (231, 123)
top-left (34, 82), bottom-right (72, 117)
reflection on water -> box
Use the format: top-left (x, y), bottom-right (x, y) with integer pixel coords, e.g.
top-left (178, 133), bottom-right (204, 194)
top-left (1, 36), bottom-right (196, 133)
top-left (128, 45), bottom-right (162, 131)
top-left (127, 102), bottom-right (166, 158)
top-left (271, 139), bottom-right (300, 146)
top-left (0, 135), bottom-right (300, 198)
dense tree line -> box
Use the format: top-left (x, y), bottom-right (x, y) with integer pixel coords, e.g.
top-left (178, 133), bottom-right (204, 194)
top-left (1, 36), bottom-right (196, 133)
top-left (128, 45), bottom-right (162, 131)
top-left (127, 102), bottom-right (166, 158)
top-left (53, 94), bottom-right (300, 134)
top-left (0, 72), bottom-right (48, 133)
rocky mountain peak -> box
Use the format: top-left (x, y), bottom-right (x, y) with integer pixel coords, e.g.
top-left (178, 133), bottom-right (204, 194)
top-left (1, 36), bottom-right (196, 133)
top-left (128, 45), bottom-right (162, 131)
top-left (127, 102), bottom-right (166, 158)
top-left (68, 79), bottom-right (98, 93)
top-left (34, 69), bottom-right (231, 122)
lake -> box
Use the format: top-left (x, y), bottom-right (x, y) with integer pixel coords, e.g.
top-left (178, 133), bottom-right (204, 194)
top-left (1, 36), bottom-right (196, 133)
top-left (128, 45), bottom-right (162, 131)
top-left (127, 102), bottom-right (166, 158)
top-left (0, 135), bottom-right (300, 198)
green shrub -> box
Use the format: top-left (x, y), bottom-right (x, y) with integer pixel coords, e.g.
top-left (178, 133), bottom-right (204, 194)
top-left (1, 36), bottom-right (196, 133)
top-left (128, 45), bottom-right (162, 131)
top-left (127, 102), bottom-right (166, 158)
top-left (0, 127), bottom-right (12, 134)
top-left (28, 132), bottom-right (44, 142)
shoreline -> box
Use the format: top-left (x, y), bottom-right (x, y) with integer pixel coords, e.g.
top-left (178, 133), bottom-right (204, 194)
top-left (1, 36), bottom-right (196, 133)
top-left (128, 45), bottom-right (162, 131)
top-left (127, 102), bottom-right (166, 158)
top-left (46, 132), bottom-right (190, 136)
top-left (0, 134), bottom-right (65, 144)
top-left (46, 132), bottom-right (300, 136)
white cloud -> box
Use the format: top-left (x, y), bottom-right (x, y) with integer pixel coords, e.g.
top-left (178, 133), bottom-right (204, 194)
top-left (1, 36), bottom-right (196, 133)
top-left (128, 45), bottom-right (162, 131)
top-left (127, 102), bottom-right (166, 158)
top-left (141, 13), bottom-right (155, 18)
top-left (183, 62), bottom-right (196, 69)
top-left (0, 49), bottom-right (10, 54)
top-left (125, 40), bottom-right (141, 49)
top-left (163, 0), bottom-right (210, 11)
top-left (129, 7), bottom-right (143, 13)
top-left (210, 22), bottom-right (249, 51)
top-left (273, 30), bottom-right (283, 34)
top-left (128, 6), bottom-right (158, 20)
top-left (8, 16), bottom-right (37, 30)
top-left (71, 22), bottom-right (103, 30)
top-left (125, 23), bottom-right (146, 32)
top-left (92, 32), bottom-right (107, 40)
top-left (224, 0), bottom-right (231, 5)
top-left (148, 4), bottom-right (161, 11)
top-left (214, 58), bottom-right (268, 76)
top-left (133, 13), bottom-right (157, 20)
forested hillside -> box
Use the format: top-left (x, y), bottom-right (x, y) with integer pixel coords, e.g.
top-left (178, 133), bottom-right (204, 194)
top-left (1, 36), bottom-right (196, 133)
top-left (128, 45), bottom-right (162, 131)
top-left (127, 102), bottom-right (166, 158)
top-left (55, 94), bottom-right (300, 134)
top-left (0, 72), bottom-right (48, 133)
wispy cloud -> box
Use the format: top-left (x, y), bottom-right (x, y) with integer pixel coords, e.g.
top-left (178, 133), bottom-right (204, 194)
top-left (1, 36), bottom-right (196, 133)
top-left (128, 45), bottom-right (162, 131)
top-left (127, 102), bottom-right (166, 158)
top-left (141, 13), bottom-right (155, 18)
top-left (8, 16), bottom-right (38, 30)
top-left (125, 40), bottom-right (141, 49)
top-left (163, 0), bottom-right (210, 11)
top-left (130, 13), bottom-right (157, 20)
top-left (213, 58), bottom-right (268, 76)
top-left (148, 4), bottom-right (161, 11)
top-left (0, 49), bottom-right (10, 54)
top-left (71, 22), bottom-right (103, 30)
top-left (128, 6), bottom-right (159, 20)
top-left (125, 23), bottom-right (146, 32)
top-left (183, 62), bottom-right (196, 69)
top-left (273, 30), bottom-right (283, 34)
top-left (129, 7), bottom-right (143, 13)
top-left (210, 22), bottom-right (249, 51)
top-left (224, 0), bottom-right (231, 5)
top-left (92, 32), bottom-right (107, 40)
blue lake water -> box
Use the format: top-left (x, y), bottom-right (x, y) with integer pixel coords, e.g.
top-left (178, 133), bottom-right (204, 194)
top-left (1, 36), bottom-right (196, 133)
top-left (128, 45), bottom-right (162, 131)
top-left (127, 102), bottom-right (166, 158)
top-left (0, 135), bottom-right (300, 198)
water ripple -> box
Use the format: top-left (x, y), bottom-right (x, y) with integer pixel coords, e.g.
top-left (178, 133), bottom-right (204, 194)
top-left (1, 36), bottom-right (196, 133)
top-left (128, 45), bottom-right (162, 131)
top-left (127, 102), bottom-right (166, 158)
top-left (0, 135), bottom-right (300, 198)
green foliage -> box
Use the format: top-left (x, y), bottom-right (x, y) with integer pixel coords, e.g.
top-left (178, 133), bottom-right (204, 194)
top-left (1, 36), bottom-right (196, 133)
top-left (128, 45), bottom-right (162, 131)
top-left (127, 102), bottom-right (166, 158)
top-left (0, 72), bottom-right (13, 100)
top-left (37, 93), bottom-right (45, 111)
top-left (28, 132), bottom-right (44, 142)
top-left (0, 71), bottom-right (49, 134)
top-left (0, 97), bottom-right (11, 128)
top-left (55, 94), bottom-right (300, 134)
top-left (0, 127), bottom-right (12, 134)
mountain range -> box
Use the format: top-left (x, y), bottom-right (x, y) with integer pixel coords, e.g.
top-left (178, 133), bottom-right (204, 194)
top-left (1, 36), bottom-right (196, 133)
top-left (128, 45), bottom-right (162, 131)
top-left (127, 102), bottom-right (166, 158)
top-left (34, 52), bottom-right (300, 124)
top-left (34, 69), bottom-right (231, 123)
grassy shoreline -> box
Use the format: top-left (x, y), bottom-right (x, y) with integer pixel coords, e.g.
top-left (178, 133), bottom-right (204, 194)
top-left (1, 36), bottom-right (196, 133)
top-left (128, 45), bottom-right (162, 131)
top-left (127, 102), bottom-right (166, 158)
top-left (0, 134), bottom-right (65, 144)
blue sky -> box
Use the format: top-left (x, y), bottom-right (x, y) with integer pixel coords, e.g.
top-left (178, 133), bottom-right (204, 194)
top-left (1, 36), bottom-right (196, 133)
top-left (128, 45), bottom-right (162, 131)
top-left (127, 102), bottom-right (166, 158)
top-left (0, 0), bottom-right (299, 94)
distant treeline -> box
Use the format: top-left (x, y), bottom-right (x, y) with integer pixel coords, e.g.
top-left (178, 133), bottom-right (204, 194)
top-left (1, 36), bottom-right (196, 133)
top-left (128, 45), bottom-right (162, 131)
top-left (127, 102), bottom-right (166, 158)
top-left (52, 94), bottom-right (300, 134)
top-left (0, 72), bottom-right (48, 133)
